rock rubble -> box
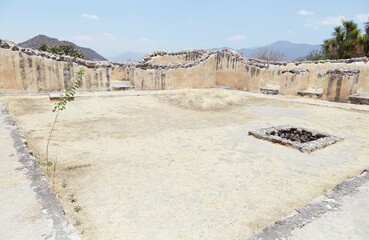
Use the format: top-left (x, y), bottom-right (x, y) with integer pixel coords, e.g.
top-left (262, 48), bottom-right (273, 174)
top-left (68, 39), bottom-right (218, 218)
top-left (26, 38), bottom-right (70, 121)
top-left (326, 67), bottom-right (360, 76)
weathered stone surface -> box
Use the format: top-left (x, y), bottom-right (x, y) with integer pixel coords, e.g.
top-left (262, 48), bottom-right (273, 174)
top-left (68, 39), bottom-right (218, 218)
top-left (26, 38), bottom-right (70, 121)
top-left (249, 169), bottom-right (369, 240)
top-left (348, 92), bottom-right (369, 105)
top-left (11, 45), bottom-right (19, 51)
top-left (297, 89), bottom-right (323, 99)
top-left (249, 125), bottom-right (343, 153)
top-left (0, 39), bottom-right (15, 49)
top-left (282, 67), bottom-right (309, 75)
top-left (85, 61), bottom-right (96, 68)
top-left (326, 67), bottom-right (360, 76)
top-left (1, 38), bottom-right (369, 102)
top-left (260, 87), bottom-right (279, 95)
top-left (49, 92), bottom-right (75, 101)
top-left (110, 81), bottom-right (134, 91)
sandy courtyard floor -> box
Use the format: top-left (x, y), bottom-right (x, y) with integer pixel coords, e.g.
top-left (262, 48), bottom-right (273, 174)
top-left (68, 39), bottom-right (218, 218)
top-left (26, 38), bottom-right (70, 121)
top-left (2, 90), bottom-right (369, 240)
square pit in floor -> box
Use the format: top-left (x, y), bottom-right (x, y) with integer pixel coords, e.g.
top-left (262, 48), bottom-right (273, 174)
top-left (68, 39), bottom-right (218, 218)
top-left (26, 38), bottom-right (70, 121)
top-left (249, 125), bottom-right (343, 153)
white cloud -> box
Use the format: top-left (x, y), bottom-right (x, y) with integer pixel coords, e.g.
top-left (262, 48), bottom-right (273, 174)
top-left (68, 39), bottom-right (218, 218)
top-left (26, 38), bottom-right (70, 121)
top-left (81, 13), bottom-right (99, 20)
top-left (356, 13), bottom-right (369, 22)
top-left (227, 35), bottom-right (247, 41)
top-left (298, 10), bottom-right (314, 16)
top-left (305, 15), bottom-right (346, 29)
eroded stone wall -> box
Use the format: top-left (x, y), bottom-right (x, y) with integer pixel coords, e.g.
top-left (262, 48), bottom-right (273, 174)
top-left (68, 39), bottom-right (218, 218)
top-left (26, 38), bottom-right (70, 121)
top-left (0, 40), bottom-right (112, 93)
top-left (1, 39), bottom-right (368, 103)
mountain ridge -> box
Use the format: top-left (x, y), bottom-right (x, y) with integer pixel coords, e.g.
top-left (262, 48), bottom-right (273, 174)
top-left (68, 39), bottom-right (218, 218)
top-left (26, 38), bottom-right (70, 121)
top-left (19, 34), bottom-right (107, 61)
top-left (238, 40), bottom-right (321, 61)
top-left (18, 36), bottom-right (321, 62)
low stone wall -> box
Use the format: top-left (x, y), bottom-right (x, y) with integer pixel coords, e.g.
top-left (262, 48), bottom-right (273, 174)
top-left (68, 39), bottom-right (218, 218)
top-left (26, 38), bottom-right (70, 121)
top-left (1, 39), bottom-right (368, 103)
top-left (132, 49), bottom-right (369, 103)
top-left (0, 40), bottom-right (112, 93)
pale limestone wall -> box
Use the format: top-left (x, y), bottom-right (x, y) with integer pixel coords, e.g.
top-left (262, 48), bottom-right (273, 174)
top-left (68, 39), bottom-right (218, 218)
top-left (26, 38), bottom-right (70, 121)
top-left (147, 52), bottom-right (203, 65)
top-left (273, 62), bottom-right (367, 102)
top-left (110, 64), bottom-right (135, 83)
top-left (1, 40), bottom-right (368, 103)
top-left (134, 50), bottom-right (369, 103)
top-left (0, 48), bottom-right (111, 93)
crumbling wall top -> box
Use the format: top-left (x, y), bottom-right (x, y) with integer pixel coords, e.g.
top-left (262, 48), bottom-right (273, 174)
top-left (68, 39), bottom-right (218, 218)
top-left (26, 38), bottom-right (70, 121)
top-left (1, 38), bottom-right (368, 71)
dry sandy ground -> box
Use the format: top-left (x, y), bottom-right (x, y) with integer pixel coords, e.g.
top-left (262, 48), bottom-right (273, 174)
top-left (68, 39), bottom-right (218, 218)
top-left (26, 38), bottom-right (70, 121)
top-left (2, 90), bottom-right (369, 240)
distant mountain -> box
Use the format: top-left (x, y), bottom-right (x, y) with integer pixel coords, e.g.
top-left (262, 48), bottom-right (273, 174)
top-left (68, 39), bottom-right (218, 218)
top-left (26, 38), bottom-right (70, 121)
top-left (110, 51), bottom-right (146, 62)
top-left (209, 47), bottom-right (233, 51)
top-left (19, 34), bottom-right (107, 61)
top-left (238, 41), bottom-right (321, 61)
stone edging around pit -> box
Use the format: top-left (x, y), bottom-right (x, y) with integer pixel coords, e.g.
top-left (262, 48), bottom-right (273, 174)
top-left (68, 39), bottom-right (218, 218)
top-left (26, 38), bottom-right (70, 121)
top-left (248, 125), bottom-right (344, 153)
top-left (248, 169), bottom-right (369, 240)
top-left (0, 101), bottom-right (80, 240)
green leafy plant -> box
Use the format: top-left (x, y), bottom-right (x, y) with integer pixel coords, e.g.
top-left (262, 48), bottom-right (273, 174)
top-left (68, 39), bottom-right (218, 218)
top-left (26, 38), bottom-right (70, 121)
top-left (74, 205), bottom-right (82, 213)
top-left (74, 219), bottom-right (82, 226)
top-left (68, 193), bottom-right (77, 203)
top-left (46, 68), bottom-right (85, 172)
top-left (323, 18), bottom-right (369, 59)
top-left (305, 50), bottom-right (326, 61)
top-left (38, 43), bottom-right (84, 59)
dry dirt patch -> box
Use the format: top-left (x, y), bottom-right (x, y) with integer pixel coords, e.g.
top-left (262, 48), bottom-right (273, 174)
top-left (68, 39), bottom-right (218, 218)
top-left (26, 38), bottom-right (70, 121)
top-left (2, 91), bottom-right (369, 240)
top-left (157, 88), bottom-right (248, 110)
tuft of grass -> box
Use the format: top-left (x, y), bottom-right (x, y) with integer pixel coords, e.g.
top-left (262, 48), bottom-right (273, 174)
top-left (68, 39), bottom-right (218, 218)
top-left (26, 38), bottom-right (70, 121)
top-left (68, 193), bottom-right (77, 203)
top-left (63, 164), bottom-right (92, 171)
top-left (74, 219), bottom-right (82, 226)
top-left (158, 88), bottom-right (246, 111)
top-left (74, 205), bottom-right (82, 213)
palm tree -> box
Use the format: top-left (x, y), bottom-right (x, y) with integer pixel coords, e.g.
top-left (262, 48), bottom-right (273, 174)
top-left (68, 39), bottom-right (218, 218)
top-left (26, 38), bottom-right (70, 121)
top-left (342, 20), bottom-right (362, 57)
top-left (322, 19), bottom-right (366, 59)
top-left (363, 19), bottom-right (369, 56)
top-left (342, 20), bottom-right (358, 38)
top-left (364, 19), bottom-right (369, 35)
top-left (323, 39), bottom-right (338, 59)
top-left (333, 26), bottom-right (344, 57)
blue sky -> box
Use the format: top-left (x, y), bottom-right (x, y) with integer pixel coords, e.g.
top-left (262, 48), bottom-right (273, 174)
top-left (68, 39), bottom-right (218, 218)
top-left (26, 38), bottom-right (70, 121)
top-left (0, 0), bottom-right (368, 58)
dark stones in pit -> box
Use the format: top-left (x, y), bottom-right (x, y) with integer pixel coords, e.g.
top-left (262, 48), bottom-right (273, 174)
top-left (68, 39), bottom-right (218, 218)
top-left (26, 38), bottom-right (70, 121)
top-left (268, 128), bottom-right (327, 143)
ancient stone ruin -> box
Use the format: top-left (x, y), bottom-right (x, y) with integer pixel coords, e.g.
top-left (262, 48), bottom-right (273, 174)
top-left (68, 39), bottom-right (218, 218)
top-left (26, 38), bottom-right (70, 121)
top-left (0, 38), bottom-right (368, 104)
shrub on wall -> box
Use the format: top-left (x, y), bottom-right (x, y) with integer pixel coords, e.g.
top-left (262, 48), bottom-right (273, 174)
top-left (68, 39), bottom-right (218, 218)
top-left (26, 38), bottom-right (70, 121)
top-left (39, 43), bottom-right (84, 59)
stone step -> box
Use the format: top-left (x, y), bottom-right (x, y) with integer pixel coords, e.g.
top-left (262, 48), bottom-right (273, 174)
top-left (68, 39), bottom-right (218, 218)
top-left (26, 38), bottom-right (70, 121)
top-left (260, 87), bottom-right (279, 95)
top-left (48, 92), bottom-right (74, 101)
top-left (111, 81), bottom-right (134, 91)
top-left (297, 89), bottom-right (323, 99)
top-left (349, 92), bottom-right (369, 105)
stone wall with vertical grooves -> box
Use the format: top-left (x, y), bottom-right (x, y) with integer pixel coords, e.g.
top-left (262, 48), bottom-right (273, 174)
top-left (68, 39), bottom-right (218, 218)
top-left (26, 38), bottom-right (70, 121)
top-left (1, 39), bottom-right (368, 103)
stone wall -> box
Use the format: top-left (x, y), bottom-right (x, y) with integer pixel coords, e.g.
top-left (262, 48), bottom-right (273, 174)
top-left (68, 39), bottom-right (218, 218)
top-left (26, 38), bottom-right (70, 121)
top-left (132, 49), bottom-right (369, 102)
top-left (1, 39), bottom-right (368, 103)
top-left (0, 40), bottom-right (111, 93)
